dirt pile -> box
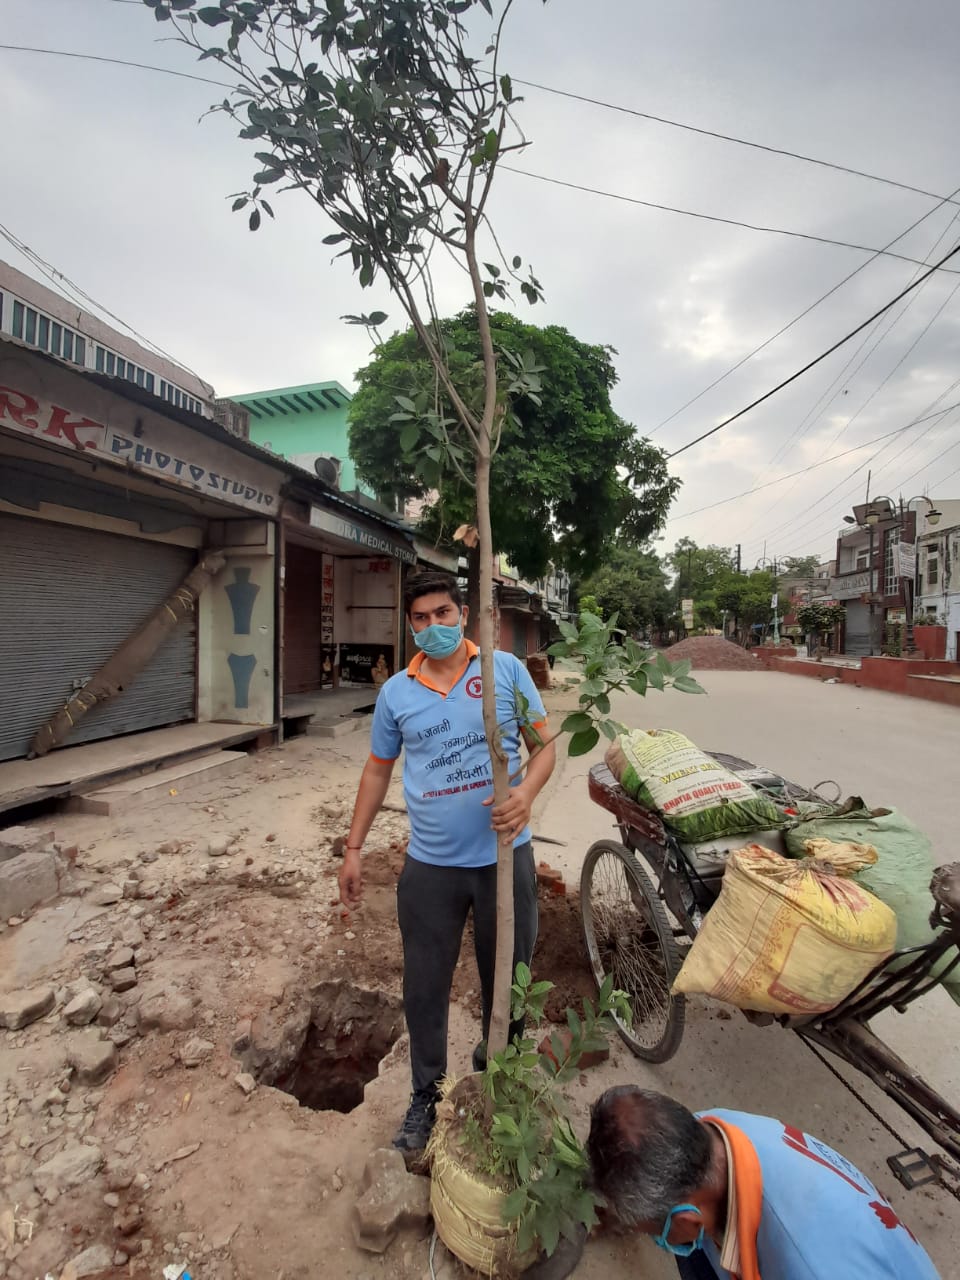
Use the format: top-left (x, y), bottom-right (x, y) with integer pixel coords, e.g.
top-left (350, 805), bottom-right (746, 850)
top-left (666, 636), bottom-right (761, 671)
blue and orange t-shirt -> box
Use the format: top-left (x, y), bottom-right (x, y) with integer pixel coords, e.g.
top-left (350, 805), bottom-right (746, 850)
top-left (369, 641), bottom-right (547, 868)
top-left (698, 1109), bottom-right (940, 1279)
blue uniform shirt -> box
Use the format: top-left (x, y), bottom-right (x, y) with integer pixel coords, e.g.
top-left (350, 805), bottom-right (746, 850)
top-left (699, 1109), bottom-right (940, 1279)
top-left (369, 641), bottom-right (546, 868)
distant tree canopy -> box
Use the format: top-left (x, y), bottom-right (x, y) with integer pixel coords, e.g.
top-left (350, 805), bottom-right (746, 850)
top-left (780, 555), bottom-right (822, 577)
top-left (349, 308), bottom-right (680, 580)
top-left (577, 546), bottom-right (672, 636)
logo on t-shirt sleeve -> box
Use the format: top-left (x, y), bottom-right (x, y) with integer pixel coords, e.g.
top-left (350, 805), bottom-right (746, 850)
top-left (466, 676), bottom-right (482, 699)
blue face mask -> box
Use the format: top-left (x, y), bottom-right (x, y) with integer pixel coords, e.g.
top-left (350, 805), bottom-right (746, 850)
top-left (652, 1204), bottom-right (705, 1257)
top-left (411, 614), bottom-right (464, 659)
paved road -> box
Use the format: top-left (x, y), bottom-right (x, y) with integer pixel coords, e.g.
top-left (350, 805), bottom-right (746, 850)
top-left (534, 670), bottom-right (960, 1279)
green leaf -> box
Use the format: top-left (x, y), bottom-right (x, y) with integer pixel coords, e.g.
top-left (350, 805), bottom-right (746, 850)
top-left (646, 666), bottom-right (665, 692)
top-left (673, 675), bottom-right (706, 695)
top-left (514, 961), bottom-right (532, 988)
top-left (599, 719), bottom-right (618, 741)
top-left (483, 128), bottom-right (499, 161)
top-left (594, 692), bottom-right (611, 715)
top-left (578, 678), bottom-right (604, 698)
top-left (669, 658), bottom-right (692, 680)
top-left (500, 74), bottom-right (514, 101)
top-left (628, 671), bottom-right (648, 697)
top-left (561, 712), bottom-right (593, 734)
top-left (399, 422), bottom-right (420, 452)
top-left (502, 1187), bottom-right (527, 1221)
top-left (568, 727), bottom-right (600, 757)
top-left (323, 232), bottom-right (348, 245)
top-left (394, 395), bottom-right (416, 412)
top-left (655, 650), bottom-right (673, 676)
top-left (512, 255), bottom-right (522, 269)
top-left (248, 208), bottom-right (261, 232)
top-left (231, 196), bottom-right (248, 212)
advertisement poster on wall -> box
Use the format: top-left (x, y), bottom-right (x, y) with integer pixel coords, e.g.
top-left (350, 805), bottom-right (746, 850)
top-left (320, 554), bottom-right (335, 688)
top-left (338, 644), bottom-right (394, 687)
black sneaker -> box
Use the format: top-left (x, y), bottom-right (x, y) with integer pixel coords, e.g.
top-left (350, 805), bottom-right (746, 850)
top-left (392, 1088), bottom-right (438, 1163)
top-left (471, 1041), bottom-right (487, 1073)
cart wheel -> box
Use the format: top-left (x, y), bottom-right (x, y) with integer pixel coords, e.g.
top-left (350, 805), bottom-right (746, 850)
top-left (580, 840), bottom-right (685, 1063)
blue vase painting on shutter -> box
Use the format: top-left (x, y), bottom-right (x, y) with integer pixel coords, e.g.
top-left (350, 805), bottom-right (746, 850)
top-left (227, 653), bottom-right (257, 709)
top-left (225, 567), bottom-right (259, 635)
top-left (224, 567), bottom-right (260, 709)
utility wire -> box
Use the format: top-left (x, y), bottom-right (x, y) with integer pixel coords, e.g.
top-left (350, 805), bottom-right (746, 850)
top-left (500, 166), bottom-right (960, 275)
top-left (648, 189), bottom-right (960, 437)
top-left (27, 12), bottom-right (960, 211)
top-left (664, 403), bottom-right (960, 523)
top-left (514, 79), bottom-right (960, 211)
top-left (666, 238), bottom-right (960, 459)
top-left (1, 43), bottom-right (957, 278)
top-left (0, 220), bottom-right (213, 388)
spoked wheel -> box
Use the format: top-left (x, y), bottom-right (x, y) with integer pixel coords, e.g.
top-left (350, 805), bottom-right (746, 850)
top-left (580, 840), bottom-right (685, 1062)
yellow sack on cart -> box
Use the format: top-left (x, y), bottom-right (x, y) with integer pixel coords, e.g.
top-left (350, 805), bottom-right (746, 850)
top-left (672, 843), bottom-right (897, 1015)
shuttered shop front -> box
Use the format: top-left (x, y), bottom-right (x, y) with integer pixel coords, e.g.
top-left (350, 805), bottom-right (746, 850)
top-left (0, 515), bottom-right (197, 761)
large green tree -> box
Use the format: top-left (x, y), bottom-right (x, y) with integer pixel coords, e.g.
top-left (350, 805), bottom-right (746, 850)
top-left (665, 539), bottom-right (737, 603)
top-left (349, 309), bottom-right (680, 580)
top-left (576, 547), bottom-right (672, 638)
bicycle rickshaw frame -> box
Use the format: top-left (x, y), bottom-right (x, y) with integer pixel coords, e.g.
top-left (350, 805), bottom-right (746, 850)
top-left (580, 758), bottom-right (960, 1181)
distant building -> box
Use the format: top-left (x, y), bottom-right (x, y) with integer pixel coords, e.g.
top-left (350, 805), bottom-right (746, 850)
top-left (915, 499), bottom-right (960, 661)
top-left (230, 380), bottom-right (370, 495)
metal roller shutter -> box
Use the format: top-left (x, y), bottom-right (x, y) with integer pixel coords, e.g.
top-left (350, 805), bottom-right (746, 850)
top-left (283, 542), bottom-right (324, 694)
top-left (0, 515), bottom-right (197, 761)
top-left (843, 601), bottom-right (871, 657)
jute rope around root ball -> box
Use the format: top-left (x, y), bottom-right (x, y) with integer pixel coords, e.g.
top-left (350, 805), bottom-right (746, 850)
top-left (427, 1076), bottom-right (536, 1279)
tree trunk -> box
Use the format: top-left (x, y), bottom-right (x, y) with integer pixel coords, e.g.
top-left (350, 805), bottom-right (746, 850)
top-left (465, 543), bottom-right (481, 644)
top-left (476, 450), bottom-right (514, 1058)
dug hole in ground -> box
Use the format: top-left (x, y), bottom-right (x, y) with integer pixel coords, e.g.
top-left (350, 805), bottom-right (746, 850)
top-left (0, 684), bottom-right (674, 1280)
top-left (3, 665), bottom-right (957, 1280)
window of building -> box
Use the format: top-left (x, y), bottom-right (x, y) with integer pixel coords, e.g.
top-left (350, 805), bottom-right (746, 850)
top-left (884, 528), bottom-right (900, 596)
top-left (8, 296), bottom-right (85, 364)
top-left (856, 552), bottom-right (869, 571)
top-left (927, 556), bottom-right (939, 589)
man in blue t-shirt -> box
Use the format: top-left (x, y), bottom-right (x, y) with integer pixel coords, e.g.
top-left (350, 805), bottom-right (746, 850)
top-left (586, 1087), bottom-right (940, 1279)
top-left (340, 571), bottom-right (556, 1162)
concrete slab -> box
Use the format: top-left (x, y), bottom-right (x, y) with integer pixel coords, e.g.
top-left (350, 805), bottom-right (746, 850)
top-left (0, 898), bottom-right (106, 989)
top-left (283, 691), bottom-right (375, 739)
top-left (0, 722), bottom-right (271, 815)
top-left (71, 750), bottom-right (251, 815)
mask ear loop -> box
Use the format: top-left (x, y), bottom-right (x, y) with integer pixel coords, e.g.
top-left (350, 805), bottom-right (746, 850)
top-left (653, 1204), bottom-right (704, 1256)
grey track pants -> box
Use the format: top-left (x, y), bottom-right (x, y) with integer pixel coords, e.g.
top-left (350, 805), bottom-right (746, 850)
top-left (396, 843), bottom-right (538, 1093)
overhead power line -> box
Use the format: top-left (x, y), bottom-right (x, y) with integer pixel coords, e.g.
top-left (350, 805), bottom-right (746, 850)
top-left (515, 79), bottom-right (960, 211)
top-left (2, 43), bottom-right (958, 279)
top-left (0, 220), bottom-right (212, 388)
top-left (665, 402), bottom-right (960, 523)
top-left (500, 167), bottom-right (960, 275)
top-left (648, 189), bottom-right (960, 437)
top-left (666, 238), bottom-right (960, 460)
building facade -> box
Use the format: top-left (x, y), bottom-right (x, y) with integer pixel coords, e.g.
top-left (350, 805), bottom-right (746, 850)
top-left (232, 380), bottom-right (371, 495)
top-left (915, 499), bottom-right (960, 661)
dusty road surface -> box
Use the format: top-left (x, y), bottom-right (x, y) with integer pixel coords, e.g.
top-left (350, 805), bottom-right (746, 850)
top-left (538, 668), bottom-right (960, 1279)
top-left (0, 667), bottom-right (957, 1280)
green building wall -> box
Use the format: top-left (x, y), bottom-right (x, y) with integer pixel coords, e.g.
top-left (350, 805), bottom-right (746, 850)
top-left (231, 380), bottom-right (371, 496)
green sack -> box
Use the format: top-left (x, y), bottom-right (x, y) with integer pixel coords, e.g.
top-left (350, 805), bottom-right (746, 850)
top-left (784, 806), bottom-right (960, 1006)
top-left (605, 729), bottom-right (782, 843)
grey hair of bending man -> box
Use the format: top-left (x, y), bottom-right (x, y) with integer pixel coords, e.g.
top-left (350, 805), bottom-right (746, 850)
top-left (587, 1086), bottom-right (715, 1227)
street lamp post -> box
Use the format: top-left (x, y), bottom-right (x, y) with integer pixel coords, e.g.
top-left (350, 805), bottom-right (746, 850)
top-left (755, 555), bottom-right (780, 645)
top-left (862, 495), bottom-right (941, 654)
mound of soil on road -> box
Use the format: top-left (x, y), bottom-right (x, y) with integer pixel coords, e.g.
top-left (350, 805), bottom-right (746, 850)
top-left (666, 636), bottom-right (760, 671)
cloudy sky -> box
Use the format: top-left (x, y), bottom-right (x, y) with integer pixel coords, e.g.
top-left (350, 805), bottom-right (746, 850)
top-left (3, 0), bottom-right (960, 567)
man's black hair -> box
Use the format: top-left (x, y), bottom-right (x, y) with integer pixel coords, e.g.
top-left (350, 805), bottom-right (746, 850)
top-left (403, 570), bottom-right (463, 617)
